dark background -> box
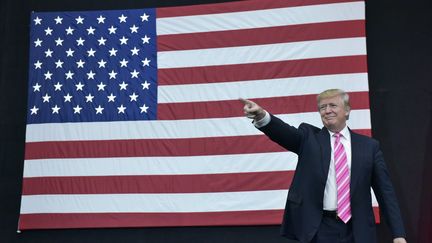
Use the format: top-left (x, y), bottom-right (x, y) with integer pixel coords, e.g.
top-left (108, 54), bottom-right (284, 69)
top-left (1, 0), bottom-right (431, 242)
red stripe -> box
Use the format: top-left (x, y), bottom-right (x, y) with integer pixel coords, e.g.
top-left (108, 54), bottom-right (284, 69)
top-left (158, 20), bottom-right (365, 51)
top-left (25, 129), bottom-right (370, 160)
top-left (158, 91), bottom-right (370, 120)
top-left (18, 210), bottom-right (285, 230)
top-left (373, 206), bottom-right (380, 223)
top-left (18, 206), bottom-right (380, 230)
top-left (22, 171), bottom-right (294, 195)
top-left (25, 135), bottom-right (285, 160)
top-left (354, 129), bottom-right (371, 137)
top-left (157, 0), bottom-right (362, 18)
top-left (158, 55), bottom-right (367, 85)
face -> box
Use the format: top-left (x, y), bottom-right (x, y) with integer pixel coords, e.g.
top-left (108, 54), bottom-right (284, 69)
top-left (318, 95), bottom-right (350, 132)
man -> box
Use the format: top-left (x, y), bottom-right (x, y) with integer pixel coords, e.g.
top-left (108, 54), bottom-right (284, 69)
top-left (241, 89), bottom-right (406, 243)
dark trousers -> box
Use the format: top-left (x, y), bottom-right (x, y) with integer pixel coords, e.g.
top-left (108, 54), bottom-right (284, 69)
top-left (310, 216), bottom-right (354, 243)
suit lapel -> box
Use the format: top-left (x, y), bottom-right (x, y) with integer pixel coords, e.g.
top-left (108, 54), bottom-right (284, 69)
top-left (349, 130), bottom-right (361, 195)
top-left (318, 127), bottom-right (331, 178)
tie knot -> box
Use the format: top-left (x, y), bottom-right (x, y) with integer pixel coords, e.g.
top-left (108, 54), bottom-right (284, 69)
top-left (334, 132), bottom-right (341, 138)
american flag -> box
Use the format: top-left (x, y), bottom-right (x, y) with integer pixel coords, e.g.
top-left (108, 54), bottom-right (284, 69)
top-left (20, 0), bottom-right (377, 230)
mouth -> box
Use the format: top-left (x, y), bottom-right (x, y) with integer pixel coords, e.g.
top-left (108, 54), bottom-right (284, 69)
top-left (324, 116), bottom-right (336, 121)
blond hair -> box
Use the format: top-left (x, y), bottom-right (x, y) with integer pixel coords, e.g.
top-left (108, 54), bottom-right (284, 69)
top-left (317, 89), bottom-right (350, 119)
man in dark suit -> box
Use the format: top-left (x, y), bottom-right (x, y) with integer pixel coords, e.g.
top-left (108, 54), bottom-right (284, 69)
top-left (241, 89), bottom-right (406, 243)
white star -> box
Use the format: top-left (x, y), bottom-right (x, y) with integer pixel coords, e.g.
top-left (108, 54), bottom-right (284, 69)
top-left (33, 83), bottom-right (42, 92)
top-left (66, 48), bottom-right (75, 57)
top-left (118, 14), bottom-right (127, 23)
top-left (141, 58), bottom-right (151, 67)
top-left (76, 59), bottom-right (85, 68)
top-left (87, 48), bottom-right (96, 57)
top-left (98, 59), bottom-right (107, 68)
top-left (87, 70), bottom-right (96, 79)
top-left (44, 71), bottom-right (53, 80)
top-left (30, 106), bottom-right (39, 115)
top-left (119, 58), bottom-right (128, 67)
top-left (34, 38), bottom-right (43, 47)
top-left (65, 70), bottom-right (74, 79)
top-left (34, 60), bottom-right (42, 69)
top-left (140, 13), bottom-right (149, 22)
top-left (55, 59), bottom-right (64, 68)
top-left (130, 24), bottom-right (139, 33)
top-left (97, 37), bottom-right (107, 45)
top-left (73, 105), bottom-right (82, 114)
top-left (117, 104), bottom-right (126, 114)
top-left (108, 70), bottom-right (118, 79)
top-left (64, 93), bottom-right (73, 102)
top-left (97, 82), bottom-right (106, 91)
top-left (55, 37), bottom-right (64, 46)
top-left (141, 35), bottom-right (150, 44)
top-left (140, 104), bottom-right (149, 113)
top-left (119, 36), bottom-right (128, 45)
top-left (130, 69), bottom-right (139, 78)
top-left (130, 47), bottom-right (139, 56)
top-left (95, 105), bottom-right (104, 114)
top-left (85, 93), bottom-right (94, 102)
top-left (119, 81), bottom-right (128, 90)
top-left (75, 82), bottom-right (85, 91)
top-left (33, 16), bottom-right (42, 25)
top-left (76, 37), bottom-right (85, 46)
top-left (45, 49), bottom-right (53, 57)
top-left (51, 105), bottom-right (61, 114)
top-left (141, 80), bottom-right (151, 90)
top-left (129, 92), bottom-right (139, 102)
top-left (107, 93), bottom-right (116, 102)
top-left (86, 26), bottom-right (96, 35)
top-left (45, 27), bottom-right (53, 36)
top-left (42, 93), bottom-right (51, 103)
top-left (75, 16), bottom-right (84, 24)
top-left (97, 15), bottom-right (106, 24)
top-left (108, 48), bottom-right (118, 56)
top-left (54, 82), bottom-right (63, 91)
top-left (54, 16), bottom-right (63, 24)
top-left (108, 25), bottom-right (117, 34)
top-left (65, 26), bottom-right (74, 35)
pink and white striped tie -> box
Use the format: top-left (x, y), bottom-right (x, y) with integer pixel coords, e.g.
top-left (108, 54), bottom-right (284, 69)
top-left (334, 133), bottom-right (352, 223)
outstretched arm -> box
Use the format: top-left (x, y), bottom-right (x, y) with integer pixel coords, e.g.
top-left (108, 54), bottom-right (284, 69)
top-left (240, 98), bottom-right (303, 153)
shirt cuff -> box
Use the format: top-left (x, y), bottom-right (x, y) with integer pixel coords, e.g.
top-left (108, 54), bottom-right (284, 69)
top-left (253, 111), bottom-right (270, 128)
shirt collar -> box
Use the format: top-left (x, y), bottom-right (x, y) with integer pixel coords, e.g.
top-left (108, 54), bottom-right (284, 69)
top-left (328, 125), bottom-right (350, 139)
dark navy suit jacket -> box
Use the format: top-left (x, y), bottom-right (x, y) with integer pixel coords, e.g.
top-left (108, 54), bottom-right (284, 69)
top-left (258, 114), bottom-right (406, 243)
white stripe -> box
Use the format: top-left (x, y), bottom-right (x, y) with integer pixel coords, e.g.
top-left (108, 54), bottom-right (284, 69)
top-left (158, 37), bottom-right (366, 68)
top-left (371, 188), bottom-right (378, 206)
top-left (25, 109), bottom-right (371, 142)
top-left (20, 190), bottom-right (288, 214)
top-left (158, 73), bottom-right (369, 103)
top-left (156, 2), bottom-right (365, 35)
top-left (23, 151), bottom-right (298, 177)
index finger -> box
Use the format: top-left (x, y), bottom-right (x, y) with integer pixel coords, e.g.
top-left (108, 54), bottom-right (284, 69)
top-left (239, 98), bottom-right (253, 106)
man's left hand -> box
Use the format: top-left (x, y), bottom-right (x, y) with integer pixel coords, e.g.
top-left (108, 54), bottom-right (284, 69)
top-left (393, 237), bottom-right (407, 243)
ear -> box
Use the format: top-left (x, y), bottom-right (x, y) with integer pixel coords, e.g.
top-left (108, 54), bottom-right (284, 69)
top-left (345, 106), bottom-right (351, 120)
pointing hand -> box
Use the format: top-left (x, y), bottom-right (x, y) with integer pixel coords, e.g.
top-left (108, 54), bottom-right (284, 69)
top-left (240, 98), bottom-right (266, 121)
